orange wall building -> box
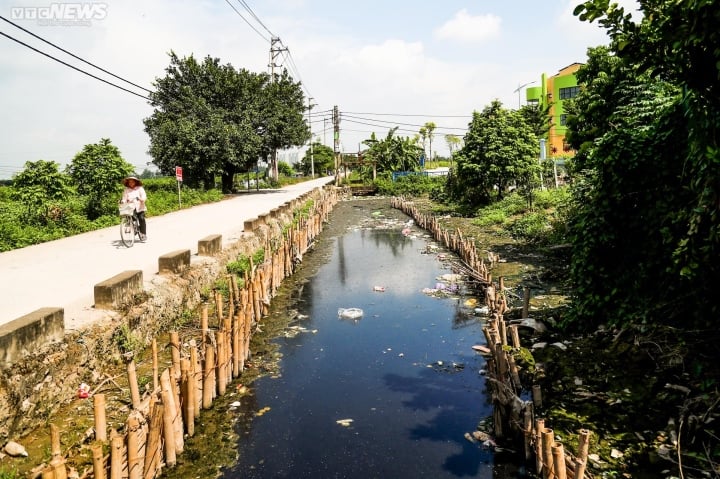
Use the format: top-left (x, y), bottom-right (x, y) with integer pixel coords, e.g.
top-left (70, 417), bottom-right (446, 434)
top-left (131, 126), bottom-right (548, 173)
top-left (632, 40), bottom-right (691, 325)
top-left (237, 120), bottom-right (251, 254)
top-left (525, 63), bottom-right (582, 157)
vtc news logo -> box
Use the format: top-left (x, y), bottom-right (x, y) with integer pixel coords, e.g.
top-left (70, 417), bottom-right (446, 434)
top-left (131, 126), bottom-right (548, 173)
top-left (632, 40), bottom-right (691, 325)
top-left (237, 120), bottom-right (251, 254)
top-left (11, 3), bottom-right (108, 26)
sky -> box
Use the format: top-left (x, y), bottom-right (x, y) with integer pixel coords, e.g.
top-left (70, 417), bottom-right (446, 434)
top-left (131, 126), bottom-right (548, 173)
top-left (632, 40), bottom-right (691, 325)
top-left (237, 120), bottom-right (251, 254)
top-left (0, 0), bottom-right (640, 179)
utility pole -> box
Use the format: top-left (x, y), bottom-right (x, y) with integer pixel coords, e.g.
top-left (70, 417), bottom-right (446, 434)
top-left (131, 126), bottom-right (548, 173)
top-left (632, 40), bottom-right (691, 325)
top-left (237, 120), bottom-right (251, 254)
top-left (333, 105), bottom-right (340, 185)
top-left (268, 37), bottom-right (288, 181)
top-left (307, 97), bottom-right (316, 178)
top-left (513, 81), bottom-right (536, 109)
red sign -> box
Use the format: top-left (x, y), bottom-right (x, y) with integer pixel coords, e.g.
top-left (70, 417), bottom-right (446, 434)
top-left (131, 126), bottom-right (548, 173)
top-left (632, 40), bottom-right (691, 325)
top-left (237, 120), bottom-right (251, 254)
top-left (175, 166), bottom-right (183, 182)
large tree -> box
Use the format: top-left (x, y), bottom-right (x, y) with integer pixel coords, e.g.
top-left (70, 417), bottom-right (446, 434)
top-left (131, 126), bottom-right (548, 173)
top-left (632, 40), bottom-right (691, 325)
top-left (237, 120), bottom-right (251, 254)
top-left (449, 100), bottom-right (538, 207)
top-left (144, 53), bottom-right (308, 192)
top-left (259, 69), bottom-right (311, 182)
top-left (567, 1), bottom-right (720, 331)
top-left (65, 138), bottom-right (134, 219)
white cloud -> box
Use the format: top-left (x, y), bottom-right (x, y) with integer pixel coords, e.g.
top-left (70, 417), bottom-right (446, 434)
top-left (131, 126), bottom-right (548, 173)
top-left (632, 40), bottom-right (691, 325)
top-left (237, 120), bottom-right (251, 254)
top-left (433, 9), bottom-right (501, 44)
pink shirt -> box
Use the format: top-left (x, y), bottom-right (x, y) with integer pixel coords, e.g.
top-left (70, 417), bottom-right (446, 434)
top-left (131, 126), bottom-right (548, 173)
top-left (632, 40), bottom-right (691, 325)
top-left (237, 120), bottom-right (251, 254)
top-left (121, 186), bottom-right (147, 212)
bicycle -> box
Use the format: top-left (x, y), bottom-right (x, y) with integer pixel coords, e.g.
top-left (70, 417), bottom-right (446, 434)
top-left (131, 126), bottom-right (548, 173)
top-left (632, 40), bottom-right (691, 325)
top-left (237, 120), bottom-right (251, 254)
top-left (119, 201), bottom-right (142, 247)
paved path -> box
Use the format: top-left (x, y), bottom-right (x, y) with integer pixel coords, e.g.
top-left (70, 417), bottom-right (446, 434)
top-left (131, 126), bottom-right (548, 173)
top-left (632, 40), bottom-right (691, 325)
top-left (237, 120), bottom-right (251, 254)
top-left (0, 177), bottom-right (334, 331)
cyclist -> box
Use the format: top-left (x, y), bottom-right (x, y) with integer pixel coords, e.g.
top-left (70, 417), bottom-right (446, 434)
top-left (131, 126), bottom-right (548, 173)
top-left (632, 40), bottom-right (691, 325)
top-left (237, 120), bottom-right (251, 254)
top-left (120, 176), bottom-right (148, 241)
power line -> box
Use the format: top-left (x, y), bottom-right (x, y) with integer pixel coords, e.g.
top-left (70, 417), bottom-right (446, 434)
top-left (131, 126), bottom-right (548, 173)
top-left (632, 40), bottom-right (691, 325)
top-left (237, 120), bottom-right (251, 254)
top-left (0, 30), bottom-right (151, 100)
top-left (223, 0), bottom-right (270, 43)
top-left (344, 111), bottom-right (472, 118)
top-left (0, 15), bottom-right (152, 94)
top-left (235, 0), bottom-right (274, 37)
top-left (342, 114), bottom-right (467, 131)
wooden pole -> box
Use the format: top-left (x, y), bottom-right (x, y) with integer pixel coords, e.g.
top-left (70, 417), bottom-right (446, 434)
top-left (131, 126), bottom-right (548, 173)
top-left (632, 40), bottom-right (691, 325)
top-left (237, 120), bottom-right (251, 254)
top-left (535, 418), bottom-right (545, 475)
top-left (50, 423), bottom-right (62, 461)
top-left (523, 287), bottom-right (531, 319)
top-left (91, 443), bottom-right (106, 479)
top-left (523, 403), bottom-right (534, 462)
top-left (574, 459), bottom-right (587, 479)
top-left (127, 413), bottom-right (142, 479)
top-left (542, 427), bottom-right (555, 479)
top-left (143, 399), bottom-right (163, 478)
top-left (203, 344), bottom-right (215, 409)
top-left (577, 429), bottom-right (591, 464)
top-left (201, 303), bottom-right (209, 349)
top-left (510, 325), bottom-right (521, 349)
top-left (110, 433), bottom-right (124, 479)
top-left (127, 360), bottom-right (141, 410)
top-left (93, 394), bottom-right (107, 442)
top-left (181, 358), bottom-right (195, 437)
top-left (170, 332), bottom-right (181, 379)
top-left (160, 386), bottom-right (176, 468)
top-left (216, 330), bottom-right (226, 396)
top-left (532, 384), bottom-right (543, 409)
top-left (552, 443), bottom-right (567, 479)
top-left (151, 339), bottom-right (159, 393)
top-left (190, 342), bottom-right (201, 418)
top-left (160, 369), bottom-right (183, 455)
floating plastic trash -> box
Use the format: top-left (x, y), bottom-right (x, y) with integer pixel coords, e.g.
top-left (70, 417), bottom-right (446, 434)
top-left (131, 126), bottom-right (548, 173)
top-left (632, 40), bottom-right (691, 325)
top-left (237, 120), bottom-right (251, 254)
top-left (373, 286), bottom-right (386, 292)
top-left (338, 308), bottom-right (364, 320)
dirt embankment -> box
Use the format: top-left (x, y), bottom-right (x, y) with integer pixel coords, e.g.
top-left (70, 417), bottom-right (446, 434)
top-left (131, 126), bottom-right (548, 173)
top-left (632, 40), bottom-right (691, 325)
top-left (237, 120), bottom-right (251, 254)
top-left (0, 208), bottom-right (287, 473)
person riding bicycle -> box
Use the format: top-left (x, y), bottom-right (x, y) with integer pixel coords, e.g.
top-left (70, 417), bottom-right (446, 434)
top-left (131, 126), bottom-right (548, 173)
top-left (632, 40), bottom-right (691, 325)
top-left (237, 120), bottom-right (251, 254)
top-left (120, 176), bottom-right (148, 241)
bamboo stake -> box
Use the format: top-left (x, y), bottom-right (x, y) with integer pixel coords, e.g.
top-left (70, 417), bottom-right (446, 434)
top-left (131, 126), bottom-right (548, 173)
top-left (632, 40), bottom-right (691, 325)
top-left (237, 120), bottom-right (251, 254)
top-left (160, 369), bottom-right (183, 455)
top-left (523, 287), bottom-right (531, 319)
top-left (203, 344), bottom-right (215, 409)
top-left (143, 399), bottom-right (163, 479)
top-left (232, 313), bottom-right (241, 377)
top-left (170, 332), bottom-right (181, 379)
top-left (127, 360), bottom-right (141, 410)
top-left (50, 423), bottom-right (61, 461)
top-left (533, 384), bottom-right (543, 409)
top-left (542, 428), bottom-right (556, 479)
top-left (535, 418), bottom-right (545, 475)
top-left (109, 433), bottom-right (124, 479)
top-left (552, 443), bottom-right (567, 479)
top-left (215, 290), bottom-right (223, 324)
top-left (127, 413), bottom-right (142, 479)
top-left (523, 403), bottom-right (534, 461)
top-left (510, 325), bottom-right (521, 349)
top-left (577, 429), bottom-right (591, 465)
top-left (201, 303), bottom-right (209, 349)
top-left (190, 342), bottom-right (201, 418)
top-left (160, 386), bottom-right (176, 468)
top-left (574, 459), bottom-right (586, 479)
top-left (91, 443), bottom-right (105, 479)
top-left (93, 393), bottom-right (107, 442)
top-left (151, 339), bottom-right (159, 393)
top-left (181, 358), bottom-right (195, 437)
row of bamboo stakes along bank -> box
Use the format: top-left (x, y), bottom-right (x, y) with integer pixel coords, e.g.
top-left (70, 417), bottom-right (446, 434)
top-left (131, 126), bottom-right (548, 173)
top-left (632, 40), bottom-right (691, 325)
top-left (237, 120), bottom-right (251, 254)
top-left (391, 196), bottom-right (593, 479)
top-left (34, 188), bottom-right (338, 479)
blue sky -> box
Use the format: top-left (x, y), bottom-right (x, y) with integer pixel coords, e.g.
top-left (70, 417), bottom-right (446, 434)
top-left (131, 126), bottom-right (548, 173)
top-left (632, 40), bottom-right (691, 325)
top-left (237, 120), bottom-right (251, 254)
top-left (0, 0), bottom-right (640, 179)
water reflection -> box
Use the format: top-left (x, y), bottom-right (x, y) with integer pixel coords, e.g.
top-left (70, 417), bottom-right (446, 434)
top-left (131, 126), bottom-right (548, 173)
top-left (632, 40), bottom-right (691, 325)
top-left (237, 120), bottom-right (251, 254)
top-left (222, 200), bottom-right (523, 479)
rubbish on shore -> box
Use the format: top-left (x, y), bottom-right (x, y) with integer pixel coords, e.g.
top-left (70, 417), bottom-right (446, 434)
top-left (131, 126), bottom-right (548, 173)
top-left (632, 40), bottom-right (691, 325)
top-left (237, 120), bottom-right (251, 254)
top-left (338, 308), bottom-right (364, 320)
top-left (464, 298), bottom-right (478, 307)
top-left (336, 418), bottom-right (354, 427)
top-left (402, 227), bottom-right (411, 236)
top-left (77, 383), bottom-right (90, 399)
top-left (438, 273), bottom-right (463, 283)
top-left (474, 306), bottom-right (489, 315)
top-left (255, 406), bottom-right (271, 417)
top-left (472, 345), bottom-right (492, 355)
top-left (3, 441), bottom-right (28, 457)
top-left (508, 317), bottom-right (547, 332)
top-left (373, 286), bottom-right (386, 292)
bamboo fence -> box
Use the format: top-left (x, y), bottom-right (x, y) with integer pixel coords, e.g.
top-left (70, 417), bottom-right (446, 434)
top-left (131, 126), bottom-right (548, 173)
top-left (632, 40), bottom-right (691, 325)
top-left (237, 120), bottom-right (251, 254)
top-left (391, 196), bottom-right (594, 479)
top-left (32, 187), bottom-right (338, 479)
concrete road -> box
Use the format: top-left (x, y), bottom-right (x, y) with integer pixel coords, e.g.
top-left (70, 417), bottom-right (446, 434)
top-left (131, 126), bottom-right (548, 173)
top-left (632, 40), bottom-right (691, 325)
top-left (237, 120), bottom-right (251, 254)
top-left (0, 177), bottom-right (334, 331)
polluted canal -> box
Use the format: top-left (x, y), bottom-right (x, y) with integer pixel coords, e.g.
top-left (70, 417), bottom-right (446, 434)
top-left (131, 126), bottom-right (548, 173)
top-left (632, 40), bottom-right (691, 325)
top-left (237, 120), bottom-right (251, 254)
top-left (202, 198), bottom-right (522, 478)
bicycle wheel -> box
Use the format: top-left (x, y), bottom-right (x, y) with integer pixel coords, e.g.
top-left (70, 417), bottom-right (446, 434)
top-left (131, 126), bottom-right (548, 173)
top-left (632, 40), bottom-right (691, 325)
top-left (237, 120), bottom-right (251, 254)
top-left (120, 215), bottom-right (135, 247)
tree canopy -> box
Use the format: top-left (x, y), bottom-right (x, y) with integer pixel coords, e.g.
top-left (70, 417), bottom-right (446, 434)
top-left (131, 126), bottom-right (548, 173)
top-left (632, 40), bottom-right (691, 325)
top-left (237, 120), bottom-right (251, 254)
top-left (448, 100), bottom-right (539, 208)
top-left (567, 1), bottom-right (720, 331)
top-left (144, 52), bottom-right (309, 192)
top-left (361, 128), bottom-right (423, 179)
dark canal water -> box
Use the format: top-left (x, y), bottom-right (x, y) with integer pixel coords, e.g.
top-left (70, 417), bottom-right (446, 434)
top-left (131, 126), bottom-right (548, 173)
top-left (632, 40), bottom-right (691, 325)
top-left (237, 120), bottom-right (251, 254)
top-left (221, 199), bottom-right (523, 478)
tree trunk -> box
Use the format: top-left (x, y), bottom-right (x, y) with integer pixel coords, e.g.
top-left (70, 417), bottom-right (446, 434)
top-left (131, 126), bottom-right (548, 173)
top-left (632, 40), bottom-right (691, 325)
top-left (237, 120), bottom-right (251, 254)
top-left (221, 171), bottom-right (235, 193)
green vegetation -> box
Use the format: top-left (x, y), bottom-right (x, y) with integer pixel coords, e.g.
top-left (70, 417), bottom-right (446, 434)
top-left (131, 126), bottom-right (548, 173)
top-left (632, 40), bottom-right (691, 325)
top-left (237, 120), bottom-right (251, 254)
top-left (144, 52), bottom-right (309, 192)
top-left (226, 248), bottom-right (266, 278)
top-left (374, 174), bottom-right (445, 198)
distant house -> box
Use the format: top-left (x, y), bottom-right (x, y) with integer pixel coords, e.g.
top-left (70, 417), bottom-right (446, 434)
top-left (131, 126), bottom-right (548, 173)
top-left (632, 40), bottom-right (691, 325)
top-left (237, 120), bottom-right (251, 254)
top-left (525, 63), bottom-right (583, 158)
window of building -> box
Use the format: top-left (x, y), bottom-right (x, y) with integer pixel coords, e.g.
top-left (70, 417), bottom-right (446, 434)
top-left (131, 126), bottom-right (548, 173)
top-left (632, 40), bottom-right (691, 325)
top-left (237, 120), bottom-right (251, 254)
top-left (559, 86), bottom-right (579, 100)
top-left (560, 114), bottom-right (568, 126)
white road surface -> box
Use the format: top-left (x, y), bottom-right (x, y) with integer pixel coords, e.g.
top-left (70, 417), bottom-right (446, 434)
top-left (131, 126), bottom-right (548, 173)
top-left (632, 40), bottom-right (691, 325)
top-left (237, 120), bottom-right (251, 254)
top-left (0, 177), bottom-right (334, 331)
